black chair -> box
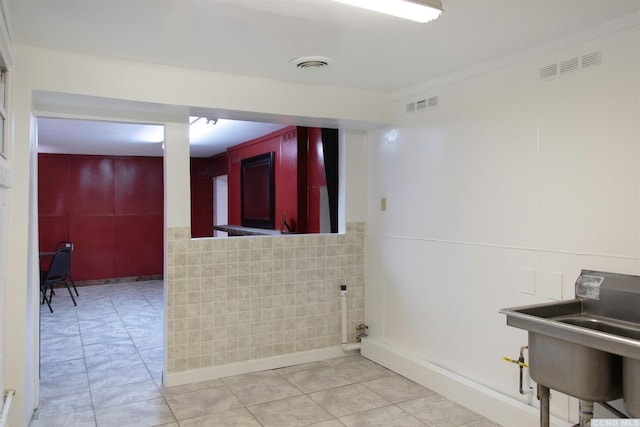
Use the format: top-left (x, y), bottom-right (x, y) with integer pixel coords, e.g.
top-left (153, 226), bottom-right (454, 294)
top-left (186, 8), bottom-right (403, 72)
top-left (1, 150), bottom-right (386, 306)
top-left (40, 249), bottom-right (77, 312)
top-left (55, 241), bottom-right (78, 297)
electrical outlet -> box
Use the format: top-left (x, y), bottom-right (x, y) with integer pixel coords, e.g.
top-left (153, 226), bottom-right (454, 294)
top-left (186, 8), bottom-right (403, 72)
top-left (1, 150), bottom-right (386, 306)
top-left (380, 197), bottom-right (387, 212)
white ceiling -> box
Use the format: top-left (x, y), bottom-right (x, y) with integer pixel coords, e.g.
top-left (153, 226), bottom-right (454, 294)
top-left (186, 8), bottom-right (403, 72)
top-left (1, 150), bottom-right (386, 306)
top-left (37, 117), bottom-right (289, 157)
top-left (9, 0), bottom-right (640, 156)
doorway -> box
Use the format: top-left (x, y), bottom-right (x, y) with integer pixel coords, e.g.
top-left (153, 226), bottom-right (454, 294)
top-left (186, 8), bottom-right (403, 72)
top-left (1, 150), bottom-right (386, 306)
top-left (34, 117), bottom-right (167, 424)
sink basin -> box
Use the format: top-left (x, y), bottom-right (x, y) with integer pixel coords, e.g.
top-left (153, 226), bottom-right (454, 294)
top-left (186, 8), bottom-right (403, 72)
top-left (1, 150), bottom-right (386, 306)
top-left (501, 270), bottom-right (640, 407)
top-left (527, 332), bottom-right (621, 401)
top-left (557, 316), bottom-right (640, 341)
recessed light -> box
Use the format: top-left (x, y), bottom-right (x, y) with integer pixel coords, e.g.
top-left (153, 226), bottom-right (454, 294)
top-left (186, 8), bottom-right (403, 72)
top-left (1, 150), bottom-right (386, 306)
top-left (289, 56), bottom-right (334, 70)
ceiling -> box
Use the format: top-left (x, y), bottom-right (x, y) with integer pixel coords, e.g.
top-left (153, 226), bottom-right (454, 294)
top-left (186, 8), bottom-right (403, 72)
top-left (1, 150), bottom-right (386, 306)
top-left (8, 0), bottom-right (640, 156)
top-left (37, 116), bottom-right (289, 157)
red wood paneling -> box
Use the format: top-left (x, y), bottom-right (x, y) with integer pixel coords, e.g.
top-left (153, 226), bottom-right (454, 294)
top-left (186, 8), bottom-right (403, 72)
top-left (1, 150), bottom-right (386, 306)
top-left (38, 155), bottom-right (69, 217)
top-left (114, 157), bottom-right (163, 215)
top-left (211, 152), bottom-right (228, 177)
top-left (191, 158), bottom-right (215, 238)
top-left (69, 156), bottom-right (114, 216)
top-left (38, 216), bottom-right (69, 270)
top-left (39, 154), bottom-right (164, 281)
top-left (114, 215), bottom-right (163, 277)
top-left (69, 216), bottom-right (115, 280)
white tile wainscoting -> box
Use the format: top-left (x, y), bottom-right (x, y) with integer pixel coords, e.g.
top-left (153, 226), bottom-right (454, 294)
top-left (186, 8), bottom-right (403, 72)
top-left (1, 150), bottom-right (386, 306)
top-left (166, 223), bottom-right (366, 382)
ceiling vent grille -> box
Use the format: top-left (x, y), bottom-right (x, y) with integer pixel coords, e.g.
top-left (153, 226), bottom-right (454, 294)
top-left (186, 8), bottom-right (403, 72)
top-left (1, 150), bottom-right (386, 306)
top-left (539, 51), bottom-right (602, 81)
top-left (289, 56), bottom-right (333, 70)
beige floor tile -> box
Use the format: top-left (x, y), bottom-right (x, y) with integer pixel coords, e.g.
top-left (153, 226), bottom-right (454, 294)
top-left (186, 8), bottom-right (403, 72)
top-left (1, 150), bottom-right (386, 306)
top-left (463, 419), bottom-right (502, 427)
top-left (361, 375), bottom-right (434, 403)
top-left (179, 407), bottom-right (262, 426)
top-left (307, 420), bottom-right (346, 427)
top-left (275, 360), bottom-right (329, 375)
top-left (309, 383), bottom-right (389, 417)
top-left (226, 374), bottom-right (303, 406)
top-left (281, 366), bottom-right (353, 393)
top-left (339, 405), bottom-right (426, 427)
top-left (248, 395), bottom-right (334, 427)
top-left (94, 397), bottom-right (175, 427)
top-left (159, 378), bottom-right (224, 397)
top-left (333, 358), bottom-right (396, 382)
top-left (398, 395), bottom-right (483, 427)
top-left (165, 386), bottom-right (243, 420)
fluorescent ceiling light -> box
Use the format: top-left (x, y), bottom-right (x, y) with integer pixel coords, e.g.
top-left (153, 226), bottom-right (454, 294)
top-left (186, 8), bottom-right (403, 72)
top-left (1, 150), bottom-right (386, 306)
top-left (333, 0), bottom-right (442, 23)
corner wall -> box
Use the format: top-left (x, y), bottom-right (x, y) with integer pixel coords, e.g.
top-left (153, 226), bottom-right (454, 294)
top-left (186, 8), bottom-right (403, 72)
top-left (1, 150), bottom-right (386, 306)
top-left (363, 19), bottom-right (640, 426)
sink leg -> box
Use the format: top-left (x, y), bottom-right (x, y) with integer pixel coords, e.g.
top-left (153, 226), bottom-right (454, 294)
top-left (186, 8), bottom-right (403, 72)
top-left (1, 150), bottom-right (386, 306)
top-left (539, 385), bottom-right (550, 427)
top-left (579, 400), bottom-right (593, 427)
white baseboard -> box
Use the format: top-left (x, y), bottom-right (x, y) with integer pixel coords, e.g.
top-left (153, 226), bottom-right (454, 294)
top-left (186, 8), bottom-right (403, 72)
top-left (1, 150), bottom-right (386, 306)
top-left (165, 346), bottom-right (350, 387)
top-left (361, 338), bottom-right (573, 427)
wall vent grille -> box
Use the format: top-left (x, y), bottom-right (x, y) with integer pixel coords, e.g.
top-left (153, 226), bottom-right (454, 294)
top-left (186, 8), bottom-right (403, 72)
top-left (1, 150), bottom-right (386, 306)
top-left (405, 102), bottom-right (416, 113)
top-left (581, 51), bottom-right (603, 68)
top-left (559, 57), bottom-right (579, 75)
top-left (540, 51), bottom-right (602, 81)
top-left (539, 63), bottom-right (558, 80)
top-left (405, 96), bottom-right (438, 114)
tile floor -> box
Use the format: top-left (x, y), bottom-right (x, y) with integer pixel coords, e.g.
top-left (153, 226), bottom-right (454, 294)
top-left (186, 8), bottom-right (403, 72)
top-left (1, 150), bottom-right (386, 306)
top-left (32, 280), bottom-right (501, 427)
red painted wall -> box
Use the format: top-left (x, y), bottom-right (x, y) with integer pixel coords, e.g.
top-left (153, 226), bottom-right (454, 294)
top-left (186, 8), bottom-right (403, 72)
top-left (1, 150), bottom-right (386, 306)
top-left (38, 154), bottom-right (164, 281)
top-left (190, 153), bottom-right (228, 238)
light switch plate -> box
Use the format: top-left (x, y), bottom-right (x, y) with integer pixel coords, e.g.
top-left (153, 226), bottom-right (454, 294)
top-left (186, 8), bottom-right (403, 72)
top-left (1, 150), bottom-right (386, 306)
top-left (543, 271), bottom-right (563, 301)
top-left (380, 197), bottom-right (387, 212)
top-left (519, 268), bottom-right (536, 295)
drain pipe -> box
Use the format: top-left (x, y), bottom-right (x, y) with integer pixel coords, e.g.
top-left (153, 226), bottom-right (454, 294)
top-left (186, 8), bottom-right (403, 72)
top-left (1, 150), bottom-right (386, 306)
top-left (340, 285), bottom-right (361, 351)
top-left (579, 400), bottom-right (593, 427)
top-left (539, 385), bottom-right (550, 427)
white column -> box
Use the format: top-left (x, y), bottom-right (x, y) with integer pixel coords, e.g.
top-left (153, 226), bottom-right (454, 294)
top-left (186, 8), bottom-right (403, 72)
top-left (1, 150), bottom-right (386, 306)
top-left (164, 121), bottom-right (191, 229)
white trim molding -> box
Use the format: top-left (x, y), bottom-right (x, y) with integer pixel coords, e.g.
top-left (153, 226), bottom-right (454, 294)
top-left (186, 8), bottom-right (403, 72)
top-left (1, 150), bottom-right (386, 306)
top-left (165, 346), bottom-right (351, 387)
top-left (361, 337), bottom-right (574, 427)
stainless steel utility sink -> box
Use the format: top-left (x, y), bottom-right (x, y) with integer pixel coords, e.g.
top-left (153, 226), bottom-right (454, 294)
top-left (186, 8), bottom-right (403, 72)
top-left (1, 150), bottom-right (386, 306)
top-left (501, 270), bottom-right (640, 415)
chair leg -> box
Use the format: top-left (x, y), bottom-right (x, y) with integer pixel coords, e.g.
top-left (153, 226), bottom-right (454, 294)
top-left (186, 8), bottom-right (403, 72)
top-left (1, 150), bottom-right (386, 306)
top-left (41, 287), bottom-right (53, 313)
top-left (64, 281), bottom-right (77, 306)
top-left (68, 274), bottom-right (79, 296)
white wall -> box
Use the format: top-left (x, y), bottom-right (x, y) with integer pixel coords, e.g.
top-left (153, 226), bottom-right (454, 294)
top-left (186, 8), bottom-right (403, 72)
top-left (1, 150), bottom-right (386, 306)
top-left (364, 20), bottom-right (640, 425)
top-left (5, 44), bottom-right (381, 426)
